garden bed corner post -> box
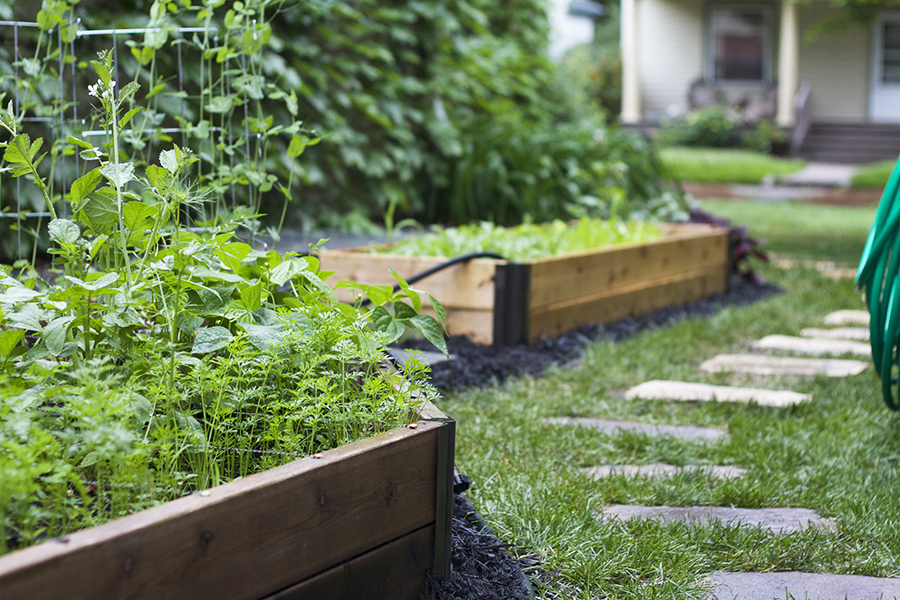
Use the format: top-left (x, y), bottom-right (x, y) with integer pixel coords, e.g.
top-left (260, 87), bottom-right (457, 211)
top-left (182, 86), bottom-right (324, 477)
top-left (428, 416), bottom-right (456, 580)
top-left (493, 263), bottom-right (532, 346)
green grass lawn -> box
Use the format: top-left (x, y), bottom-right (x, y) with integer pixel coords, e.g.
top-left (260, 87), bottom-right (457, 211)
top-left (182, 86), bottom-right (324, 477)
top-left (851, 160), bottom-right (895, 189)
top-left (659, 147), bottom-right (806, 184)
top-left (698, 199), bottom-right (876, 266)
top-left (435, 201), bottom-right (896, 598)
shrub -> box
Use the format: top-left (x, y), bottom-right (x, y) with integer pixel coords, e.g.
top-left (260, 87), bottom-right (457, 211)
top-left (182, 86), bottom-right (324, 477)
top-left (657, 106), bottom-right (740, 148)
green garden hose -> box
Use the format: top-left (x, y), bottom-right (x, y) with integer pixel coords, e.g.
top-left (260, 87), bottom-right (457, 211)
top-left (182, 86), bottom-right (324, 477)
top-left (856, 157), bottom-right (900, 410)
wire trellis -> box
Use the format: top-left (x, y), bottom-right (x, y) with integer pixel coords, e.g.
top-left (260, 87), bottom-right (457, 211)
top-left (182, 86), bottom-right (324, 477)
top-left (0, 15), bottom-right (263, 258)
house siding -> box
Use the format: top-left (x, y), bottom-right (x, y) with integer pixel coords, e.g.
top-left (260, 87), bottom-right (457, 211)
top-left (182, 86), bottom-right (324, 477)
top-left (797, 4), bottom-right (869, 121)
top-left (633, 0), bottom-right (871, 122)
top-left (637, 0), bottom-right (705, 119)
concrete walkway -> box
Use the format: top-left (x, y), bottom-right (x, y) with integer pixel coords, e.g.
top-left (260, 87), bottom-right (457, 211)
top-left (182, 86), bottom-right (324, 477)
top-left (782, 162), bottom-right (859, 187)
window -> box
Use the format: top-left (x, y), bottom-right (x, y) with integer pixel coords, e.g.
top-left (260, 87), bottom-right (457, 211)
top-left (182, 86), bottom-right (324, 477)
top-left (882, 21), bottom-right (900, 84)
top-left (708, 5), bottom-right (772, 82)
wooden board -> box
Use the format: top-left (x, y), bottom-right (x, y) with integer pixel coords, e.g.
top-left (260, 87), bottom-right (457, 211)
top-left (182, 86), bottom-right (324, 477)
top-left (526, 225), bottom-right (728, 309)
top-left (320, 251), bottom-right (500, 310)
top-left (265, 525), bottom-right (434, 600)
top-left (528, 269), bottom-right (727, 343)
top-left (0, 420), bottom-right (444, 600)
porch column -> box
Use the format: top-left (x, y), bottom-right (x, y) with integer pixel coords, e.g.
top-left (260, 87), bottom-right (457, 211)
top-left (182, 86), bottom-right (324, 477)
top-left (621, 0), bottom-right (641, 123)
top-left (776, 0), bottom-right (799, 126)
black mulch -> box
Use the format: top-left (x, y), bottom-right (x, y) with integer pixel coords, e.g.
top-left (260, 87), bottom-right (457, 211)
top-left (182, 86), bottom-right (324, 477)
top-left (419, 277), bottom-right (780, 599)
top-left (428, 494), bottom-right (536, 600)
top-left (407, 276), bottom-right (781, 394)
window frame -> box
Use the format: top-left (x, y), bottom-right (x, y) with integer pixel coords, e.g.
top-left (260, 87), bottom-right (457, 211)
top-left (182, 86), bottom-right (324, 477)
top-left (706, 3), bottom-right (775, 84)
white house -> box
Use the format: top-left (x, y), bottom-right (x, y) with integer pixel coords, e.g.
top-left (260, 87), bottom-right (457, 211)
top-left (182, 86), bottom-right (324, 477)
top-left (620, 0), bottom-right (900, 159)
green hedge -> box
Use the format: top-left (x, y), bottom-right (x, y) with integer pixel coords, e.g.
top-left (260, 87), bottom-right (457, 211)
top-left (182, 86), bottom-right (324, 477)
top-left (4, 0), bottom-right (685, 243)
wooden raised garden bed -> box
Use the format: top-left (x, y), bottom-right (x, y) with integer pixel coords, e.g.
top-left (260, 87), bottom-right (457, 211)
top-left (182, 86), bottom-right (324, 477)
top-left (322, 223), bottom-right (730, 345)
top-left (0, 403), bottom-right (454, 600)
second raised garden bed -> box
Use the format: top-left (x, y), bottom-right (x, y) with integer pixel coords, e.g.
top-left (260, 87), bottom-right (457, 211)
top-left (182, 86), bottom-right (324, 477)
top-left (322, 223), bottom-right (730, 345)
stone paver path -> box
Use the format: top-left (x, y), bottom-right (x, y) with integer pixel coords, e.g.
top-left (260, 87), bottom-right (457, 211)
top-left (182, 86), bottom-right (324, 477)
top-left (600, 505), bottom-right (834, 534)
top-left (625, 380), bottom-right (810, 407)
top-left (584, 464), bottom-right (746, 480)
top-left (824, 309), bottom-right (870, 326)
top-left (801, 326), bottom-right (870, 341)
top-left (545, 417), bottom-right (726, 442)
top-left (782, 162), bottom-right (858, 187)
top-left (750, 334), bottom-right (871, 358)
top-left (707, 571), bottom-right (900, 600)
top-left (700, 354), bottom-right (869, 377)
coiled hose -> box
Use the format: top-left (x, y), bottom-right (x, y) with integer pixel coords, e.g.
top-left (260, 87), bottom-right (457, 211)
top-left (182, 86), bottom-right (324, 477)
top-left (856, 158), bottom-right (900, 410)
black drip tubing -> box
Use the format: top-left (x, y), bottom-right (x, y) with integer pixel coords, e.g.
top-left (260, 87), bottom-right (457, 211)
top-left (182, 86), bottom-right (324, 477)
top-left (359, 251), bottom-right (507, 307)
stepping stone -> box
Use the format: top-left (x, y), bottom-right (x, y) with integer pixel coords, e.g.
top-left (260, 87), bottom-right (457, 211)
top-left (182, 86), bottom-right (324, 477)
top-left (584, 464), bottom-right (746, 480)
top-left (824, 309), bottom-right (869, 326)
top-left (387, 348), bottom-right (453, 367)
top-left (600, 505), bottom-right (834, 534)
top-left (800, 326), bottom-right (869, 341)
top-left (750, 335), bottom-right (871, 358)
top-left (700, 354), bottom-right (869, 377)
top-left (545, 417), bottom-right (726, 442)
top-left (706, 571), bottom-right (900, 600)
top-left (625, 380), bottom-right (810, 407)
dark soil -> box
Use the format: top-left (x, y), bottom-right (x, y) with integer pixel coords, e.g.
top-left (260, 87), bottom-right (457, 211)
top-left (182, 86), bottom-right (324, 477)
top-left (407, 276), bottom-right (781, 394)
top-left (424, 277), bottom-right (779, 599)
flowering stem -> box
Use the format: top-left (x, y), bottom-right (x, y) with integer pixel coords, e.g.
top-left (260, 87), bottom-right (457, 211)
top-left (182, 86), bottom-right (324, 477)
top-left (110, 90), bottom-right (134, 289)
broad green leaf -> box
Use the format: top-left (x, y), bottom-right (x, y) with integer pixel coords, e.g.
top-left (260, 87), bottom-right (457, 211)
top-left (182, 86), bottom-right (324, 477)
top-left (44, 315), bottom-right (76, 356)
top-left (287, 135), bottom-right (309, 159)
top-left (191, 326), bottom-right (233, 354)
top-left (119, 81), bottom-right (141, 102)
top-left (79, 451), bottom-right (102, 468)
top-left (123, 202), bottom-right (158, 231)
top-left (296, 270), bottom-right (337, 302)
top-left (206, 95), bottom-right (235, 114)
top-left (67, 272), bottom-right (119, 292)
top-left (193, 267), bottom-right (245, 284)
top-left (269, 257), bottom-right (308, 286)
top-left (240, 323), bottom-right (285, 352)
top-left (409, 314), bottom-right (448, 356)
top-left (393, 300), bottom-right (417, 320)
top-left (119, 107), bottom-right (142, 129)
top-left (0, 287), bottom-right (42, 304)
top-left (160, 149), bottom-right (178, 174)
top-left (48, 219), bottom-right (80, 245)
top-left (91, 59), bottom-right (111, 85)
top-left (6, 303), bottom-right (43, 331)
top-left (240, 282), bottom-right (263, 311)
top-left (370, 305), bottom-right (404, 342)
top-left (80, 192), bottom-right (118, 233)
top-left (99, 162), bottom-right (135, 188)
top-left (67, 136), bottom-right (93, 150)
top-left (130, 394), bottom-right (154, 426)
top-left (427, 293), bottom-right (448, 330)
top-left (69, 168), bottom-right (102, 205)
top-left (0, 329), bottom-right (24, 359)
top-left (364, 284), bottom-right (394, 307)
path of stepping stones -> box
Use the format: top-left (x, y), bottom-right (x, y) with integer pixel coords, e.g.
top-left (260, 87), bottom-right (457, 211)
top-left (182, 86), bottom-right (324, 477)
top-left (551, 309), bottom-right (900, 598)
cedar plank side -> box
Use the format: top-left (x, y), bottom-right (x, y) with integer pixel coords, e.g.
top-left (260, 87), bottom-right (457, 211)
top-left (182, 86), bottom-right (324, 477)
top-left (320, 250), bottom-right (499, 310)
top-left (527, 226), bottom-right (728, 309)
top-left (0, 422), bottom-right (441, 600)
top-left (527, 270), bottom-right (728, 343)
top-left (265, 524), bottom-right (434, 600)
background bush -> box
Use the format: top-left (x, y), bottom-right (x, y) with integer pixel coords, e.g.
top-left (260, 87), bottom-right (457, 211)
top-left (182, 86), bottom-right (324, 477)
top-left (1, 0), bottom-right (686, 253)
